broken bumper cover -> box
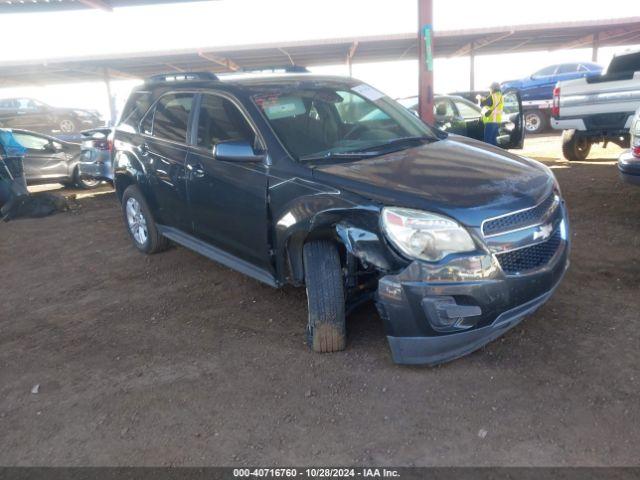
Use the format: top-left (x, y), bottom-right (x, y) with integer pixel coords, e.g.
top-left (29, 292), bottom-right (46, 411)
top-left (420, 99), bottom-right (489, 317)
top-left (376, 218), bottom-right (570, 366)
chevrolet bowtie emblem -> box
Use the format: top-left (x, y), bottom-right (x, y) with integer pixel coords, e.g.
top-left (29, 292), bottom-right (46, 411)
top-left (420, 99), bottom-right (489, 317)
top-left (533, 223), bottom-right (553, 241)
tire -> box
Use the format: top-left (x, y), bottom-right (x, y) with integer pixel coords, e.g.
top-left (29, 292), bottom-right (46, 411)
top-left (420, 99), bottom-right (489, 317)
top-left (121, 185), bottom-right (168, 254)
top-left (303, 240), bottom-right (346, 353)
top-left (73, 167), bottom-right (100, 190)
top-left (59, 117), bottom-right (77, 134)
top-left (524, 110), bottom-right (546, 134)
top-left (562, 129), bottom-right (591, 161)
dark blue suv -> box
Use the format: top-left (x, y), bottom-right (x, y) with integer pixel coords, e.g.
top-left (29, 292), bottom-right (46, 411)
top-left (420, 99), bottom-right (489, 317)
top-left (112, 72), bottom-right (569, 365)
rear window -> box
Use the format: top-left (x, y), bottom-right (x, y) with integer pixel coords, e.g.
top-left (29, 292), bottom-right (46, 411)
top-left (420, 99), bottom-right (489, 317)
top-left (119, 91), bottom-right (153, 131)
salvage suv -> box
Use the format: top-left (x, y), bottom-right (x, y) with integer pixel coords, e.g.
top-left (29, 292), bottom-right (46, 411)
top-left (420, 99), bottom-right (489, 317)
top-left (112, 71), bottom-right (569, 365)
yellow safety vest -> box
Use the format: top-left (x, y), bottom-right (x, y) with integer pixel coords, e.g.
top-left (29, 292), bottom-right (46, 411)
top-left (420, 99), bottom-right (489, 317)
top-left (482, 92), bottom-right (504, 124)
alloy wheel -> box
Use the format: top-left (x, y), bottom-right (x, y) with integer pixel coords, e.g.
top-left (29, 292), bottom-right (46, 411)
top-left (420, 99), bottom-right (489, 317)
top-left (126, 197), bottom-right (148, 246)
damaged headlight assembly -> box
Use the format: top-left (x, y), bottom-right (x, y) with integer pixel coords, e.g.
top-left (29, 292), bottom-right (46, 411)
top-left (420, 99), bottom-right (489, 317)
top-left (381, 207), bottom-right (476, 262)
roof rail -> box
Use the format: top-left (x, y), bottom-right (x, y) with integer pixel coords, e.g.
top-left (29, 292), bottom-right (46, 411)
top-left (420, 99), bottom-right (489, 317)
top-left (239, 65), bottom-right (310, 74)
top-left (146, 71), bottom-right (219, 83)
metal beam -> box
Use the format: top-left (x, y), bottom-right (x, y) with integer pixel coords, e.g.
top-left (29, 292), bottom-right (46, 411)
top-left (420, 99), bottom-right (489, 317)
top-left (347, 41), bottom-right (359, 77)
top-left (451, 31), bottom-right (514, 57)
top-left (592, 32), bottom-right (600, 62)
top-left (469, 41), bottom-right (475, 91)
top-left (557, 27), bottom-right (634, 50)
top-left (197, 51), bottom-right (240, 71)
top-left (418, 0), bottom-right (434, 124)
top-left (77, 0), bottom-right (113, 11)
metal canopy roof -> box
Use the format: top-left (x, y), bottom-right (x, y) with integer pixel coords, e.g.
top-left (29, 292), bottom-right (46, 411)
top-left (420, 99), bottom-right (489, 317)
top-left (0, 0), bottom-right (208, 13)
top-left (1, 17), bottom-right (639, 86)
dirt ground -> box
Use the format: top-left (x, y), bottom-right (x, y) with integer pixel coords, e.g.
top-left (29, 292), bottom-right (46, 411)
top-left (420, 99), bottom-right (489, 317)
top-left (1, 134), bottom-right (639, 466)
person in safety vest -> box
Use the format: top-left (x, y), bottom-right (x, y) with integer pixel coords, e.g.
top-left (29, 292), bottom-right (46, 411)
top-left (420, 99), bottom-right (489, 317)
top-left (480, 82), bottom-right (504, 146)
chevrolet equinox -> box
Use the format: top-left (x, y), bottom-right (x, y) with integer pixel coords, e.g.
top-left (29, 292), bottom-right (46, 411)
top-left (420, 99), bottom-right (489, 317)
top-left (112, 71), bottom-right (569, 365)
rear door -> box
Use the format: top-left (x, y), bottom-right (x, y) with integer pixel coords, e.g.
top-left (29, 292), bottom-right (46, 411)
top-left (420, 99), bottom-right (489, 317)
top-left (11, 131), bottom-right (68, 181)
top-left (185, 92), bottom-right (271, 271)
top-left (497, 90), bottom-right (525, 150)
top-left (138, 92), bottom-right (194, 231)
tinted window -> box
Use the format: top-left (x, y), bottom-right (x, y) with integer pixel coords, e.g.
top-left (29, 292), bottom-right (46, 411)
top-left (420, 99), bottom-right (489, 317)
top-left (151, 93), bottom-right (194, 143)
top-left (453, 99), bottom-right (480, 119)
top-left (533, 65), bottom-right (557, 77)
top-left (434, 99), bottom-right (455, 117)
top-left (557, 63), bottom-right (578, 74)
top-left (13, 132), bottom-right (50, 150)
top-left (196, 94), bottom-right (255, 150)
top-left (120, 91), bottom-right (153, 130)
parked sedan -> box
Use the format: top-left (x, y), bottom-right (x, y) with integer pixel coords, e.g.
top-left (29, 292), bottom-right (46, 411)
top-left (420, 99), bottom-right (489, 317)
top-left (395, 94), bottom-right (524, 149)
top-left (618, 107), bottom-right (640, 185)
top-left (0, 97), bottom-right (103, 134)
top-left (1, 128), bottom-right (99, 189)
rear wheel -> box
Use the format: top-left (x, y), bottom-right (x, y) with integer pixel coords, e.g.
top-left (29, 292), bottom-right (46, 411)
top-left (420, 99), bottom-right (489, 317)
top-left (121, 185), bottom-right (168, 254)
top-left (303, 240), bottom-right (346, 353)
top-left (73, 167), bottom-right (100, 189)
top-left (562, 129), bottom-right (591, 161)
top-left (524, 110), bottom-right (546, 134)
top-left (59, 118), bottom-right (77, 134)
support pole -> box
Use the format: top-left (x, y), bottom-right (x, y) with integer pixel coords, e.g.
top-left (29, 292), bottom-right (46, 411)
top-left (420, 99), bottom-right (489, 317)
top-left (469, 41), bottom-right (475, 92)
top-left (103, 68), bottom-right (116, 127)
top-left (418, 0), bottom-right (434, 124)
top-left (592, 32), bottom-right (600, 63)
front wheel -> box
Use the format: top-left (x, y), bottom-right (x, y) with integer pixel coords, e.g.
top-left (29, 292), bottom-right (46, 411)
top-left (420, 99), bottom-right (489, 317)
top-left (562, 129), bottom-right (591, 161)
top-left (121, 185), bottom-right (168, 254)
top-left (303, 240), bottom-right (347, 353)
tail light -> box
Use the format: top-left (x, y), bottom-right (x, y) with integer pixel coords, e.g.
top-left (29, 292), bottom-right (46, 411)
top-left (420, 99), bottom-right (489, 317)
top-left (633, 145), bottom-right (640, 158)
top-left (551, 87), bottom-right (560, 118)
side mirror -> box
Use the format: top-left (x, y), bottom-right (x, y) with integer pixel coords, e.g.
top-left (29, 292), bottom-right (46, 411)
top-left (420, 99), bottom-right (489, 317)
top-left (44, 142), bottom-right (59, 153)
top-left (213, 140), bottom-right (264, 162)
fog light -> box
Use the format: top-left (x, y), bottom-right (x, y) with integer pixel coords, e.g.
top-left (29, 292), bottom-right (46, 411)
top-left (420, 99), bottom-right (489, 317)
top-left (422, 296), bottom-right (482, 332)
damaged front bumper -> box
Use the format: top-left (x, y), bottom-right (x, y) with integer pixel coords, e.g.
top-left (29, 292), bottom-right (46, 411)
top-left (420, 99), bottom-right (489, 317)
top-left (375, 216), bottom-right (570, 366)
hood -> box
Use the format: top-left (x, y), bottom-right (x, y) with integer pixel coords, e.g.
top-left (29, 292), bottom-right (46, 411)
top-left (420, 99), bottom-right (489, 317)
top-left (312, 135), bottom-right (555, 227)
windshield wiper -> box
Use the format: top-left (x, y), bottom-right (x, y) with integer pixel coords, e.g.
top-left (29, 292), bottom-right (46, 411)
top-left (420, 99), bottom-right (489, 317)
top-left (299, 151), bottom-right (381, 162)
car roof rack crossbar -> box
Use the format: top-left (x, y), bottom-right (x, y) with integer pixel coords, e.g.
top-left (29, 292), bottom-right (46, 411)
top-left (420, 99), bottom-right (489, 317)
top-left (146, 71), bottom-right (219, 83)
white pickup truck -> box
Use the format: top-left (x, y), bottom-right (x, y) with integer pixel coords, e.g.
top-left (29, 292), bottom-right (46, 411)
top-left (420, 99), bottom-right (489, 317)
top-left (551, 49), bottom-right (640, 160)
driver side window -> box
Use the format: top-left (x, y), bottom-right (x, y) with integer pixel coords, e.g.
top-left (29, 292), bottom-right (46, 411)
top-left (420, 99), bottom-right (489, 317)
top-left (12, 132), bottom-right (51, 151)
top-left (196, 94), bottom-right (256, 150)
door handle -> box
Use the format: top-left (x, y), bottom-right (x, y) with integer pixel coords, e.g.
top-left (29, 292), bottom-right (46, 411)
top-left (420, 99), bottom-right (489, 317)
top-left (188, 163), bottom-right (205, 178)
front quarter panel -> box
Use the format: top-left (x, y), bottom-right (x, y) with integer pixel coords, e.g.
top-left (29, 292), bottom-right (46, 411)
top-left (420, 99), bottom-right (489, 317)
top-left (268, 175), bottom-right (405, 285)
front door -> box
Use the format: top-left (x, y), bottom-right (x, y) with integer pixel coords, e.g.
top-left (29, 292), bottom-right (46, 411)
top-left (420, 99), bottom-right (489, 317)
top-left (186, 92), bottom-right (271, 272)
top-left (497, 90), bottom-right (525, 150)
top-left (139, 92), bottom-right (194, 231)
top-left (11, 131), bottom-right (68, 181)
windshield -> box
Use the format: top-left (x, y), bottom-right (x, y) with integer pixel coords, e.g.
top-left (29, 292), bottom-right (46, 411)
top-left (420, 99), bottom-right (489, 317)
top-left (251, 82), bottom-right (438, 160)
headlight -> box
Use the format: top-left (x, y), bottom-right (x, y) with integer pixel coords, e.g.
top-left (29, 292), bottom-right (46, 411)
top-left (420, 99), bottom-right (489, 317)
top-left (381, 207), bottom-right (476, 262)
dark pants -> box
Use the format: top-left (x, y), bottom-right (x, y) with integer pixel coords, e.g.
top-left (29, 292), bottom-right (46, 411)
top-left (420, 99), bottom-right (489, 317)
top-left (483, 122), bottom-right (500, 146)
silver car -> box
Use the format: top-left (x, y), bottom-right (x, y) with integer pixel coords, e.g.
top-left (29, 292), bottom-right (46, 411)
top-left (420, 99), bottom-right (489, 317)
top-left (618, 107), bottom-right (640, 185)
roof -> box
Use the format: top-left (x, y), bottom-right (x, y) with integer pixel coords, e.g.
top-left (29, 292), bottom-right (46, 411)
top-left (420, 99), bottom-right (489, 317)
top-left (1, 17), bottom-right (639, 86)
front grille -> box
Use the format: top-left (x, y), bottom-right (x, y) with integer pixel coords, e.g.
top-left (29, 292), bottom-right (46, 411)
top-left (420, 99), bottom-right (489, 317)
top-left (482, 194), bottom-right (557, 237)
top-left (496, 228), bottom-right (562, 274)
